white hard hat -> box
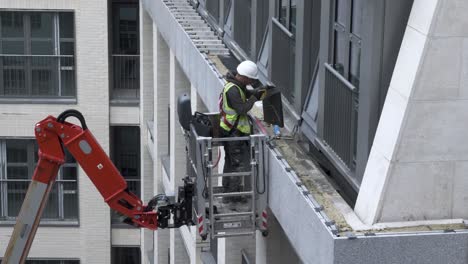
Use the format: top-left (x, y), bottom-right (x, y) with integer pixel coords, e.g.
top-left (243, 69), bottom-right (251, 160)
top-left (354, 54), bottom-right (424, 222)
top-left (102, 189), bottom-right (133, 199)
top-left (237, 60), bottom-right (258, 80)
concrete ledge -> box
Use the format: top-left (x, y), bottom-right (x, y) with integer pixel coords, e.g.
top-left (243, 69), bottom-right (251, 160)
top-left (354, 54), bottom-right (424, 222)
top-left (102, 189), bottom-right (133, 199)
top-left (267, 144), bottom-right (336, 263)
top-left (142, 0), bottom-right (225, 112)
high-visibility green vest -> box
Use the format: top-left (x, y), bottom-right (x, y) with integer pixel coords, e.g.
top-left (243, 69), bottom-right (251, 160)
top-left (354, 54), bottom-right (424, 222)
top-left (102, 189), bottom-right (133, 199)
top-left (219, 82), bottom-right (251, 134)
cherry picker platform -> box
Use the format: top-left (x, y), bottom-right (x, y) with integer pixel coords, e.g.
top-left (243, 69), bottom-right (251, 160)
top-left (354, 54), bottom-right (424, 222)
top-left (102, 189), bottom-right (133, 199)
top-left (178, 94), bottom-right (269, 240)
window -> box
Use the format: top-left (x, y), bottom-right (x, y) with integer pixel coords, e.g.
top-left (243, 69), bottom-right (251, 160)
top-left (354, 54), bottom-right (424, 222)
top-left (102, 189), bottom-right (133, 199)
top-left (0, 139), bottom-right (78, 222)
top-left (110, 126), bottom-right (140, 225)
top-left (111, 247), bottom-right (141, 264)
top-left (233, 0), bottom-right (252, 56)
top-left (110, 2), bottom-right (140, 101)
top-left (277, 0), bottom-right (296, 35)
top-left (0, 11), bottom-right (76, 98)
top-left (332, 0), bottom-right (362, 87)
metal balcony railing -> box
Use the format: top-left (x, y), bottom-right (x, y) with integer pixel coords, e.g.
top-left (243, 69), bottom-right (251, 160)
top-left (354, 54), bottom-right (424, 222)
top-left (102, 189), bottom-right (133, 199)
top-left (110, 54), bottom-right (140, 102)
top-left (0, 55), bottom-right (75, 98)
top-left (323, 63), bottom-right (358, 170)
top-left (0, 179), bottom-right (78, 221)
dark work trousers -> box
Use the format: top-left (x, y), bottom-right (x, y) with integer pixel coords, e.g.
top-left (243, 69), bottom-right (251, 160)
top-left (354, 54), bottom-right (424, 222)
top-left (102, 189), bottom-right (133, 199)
top-left (221, 128), bottom-right (251, 201)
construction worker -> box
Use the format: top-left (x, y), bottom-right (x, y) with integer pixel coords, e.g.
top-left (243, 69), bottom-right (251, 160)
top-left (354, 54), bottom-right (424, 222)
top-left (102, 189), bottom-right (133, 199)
top-left (219, 60), bottom-right (265, 203)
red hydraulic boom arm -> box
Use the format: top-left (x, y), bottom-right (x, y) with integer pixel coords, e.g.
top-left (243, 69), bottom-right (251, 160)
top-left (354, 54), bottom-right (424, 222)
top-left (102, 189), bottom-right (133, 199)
top-left (3, 110), bottom-right (193, 264)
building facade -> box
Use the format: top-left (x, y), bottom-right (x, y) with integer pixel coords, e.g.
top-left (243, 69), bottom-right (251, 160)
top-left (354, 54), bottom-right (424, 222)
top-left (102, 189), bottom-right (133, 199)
top-left (2, 0), bottom-right (468, 263)
top-left (0, 0), bottom-right (143, 263)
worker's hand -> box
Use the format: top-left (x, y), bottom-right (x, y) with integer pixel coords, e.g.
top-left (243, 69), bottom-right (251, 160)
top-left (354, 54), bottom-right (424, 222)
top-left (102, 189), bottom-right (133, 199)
top-left (254, 89), bottom-right (267, 100)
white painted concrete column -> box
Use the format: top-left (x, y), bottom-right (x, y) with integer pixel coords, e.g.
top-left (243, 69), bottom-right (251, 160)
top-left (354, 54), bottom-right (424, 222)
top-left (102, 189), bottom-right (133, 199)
top-left (169, 50), bottom-right (191, 264)
top-left (140, 6), bottom-right (155, 263)
top-left (153, 24), bottom-right (171, 264)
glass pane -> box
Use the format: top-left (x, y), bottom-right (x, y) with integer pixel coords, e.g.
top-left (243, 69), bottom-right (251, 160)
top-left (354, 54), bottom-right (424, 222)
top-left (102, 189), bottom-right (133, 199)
top-left (290, 0), bottom-right (296, 35)
top-left (126, 180), bottom-right (140, 197)
top-left (1, 12), bottom-right (24, 37)
top-left (233, 0), bottom-right (252, 55)
top-left (7, 181), bottom-right (29, 217)
top-left (32, 69), bottom-right (54, 96)
top-left (42, 184), bottom-right (59, 219)
top-left (259, 28), bottom-right (270, 67)
top-left (30, 12), bottom-right (53, 38)
top-left (352, 0), bottom-right (363, 36)
top-left (31, 40), bottom-right (54, 55)
top-left (2, 40), bottom-right (25, 54)
top-left (6, 140), bottom-right (28, 163)
top-left (26, 261), bottom-right (62, 264)
top-left (114, 6), bottom-right (138, 54)
top-left (31, 56), bottom-right (57, 96)
top-left (333, 30), bottom-right (346, 75)
top-left (64, 148), bottom-right (76, 163)
top-left (112, 247), bottom-right (141, 264)
top-left (62, 167), bottom-right (77, 180)
top-left (34, 143), bottom-right (39, 162)
top-left (63, 182), bottom-right (78, 219)
top-left (60, 41), bottom-right (75, 55)
top-left (3, 68), bottom-right (26, 95)
top-left (59, 12), bottom-right (75, 39)
top-left (7, 166), bottom-right (28, 179)
top-left (61, 69), bottom-right (75, 96)
top-left (349, 42), bottom-right (361, 87)
top-left (335, 0), bottom-right (347, 26)
top-left (278, 0), bottom-right (288, 27)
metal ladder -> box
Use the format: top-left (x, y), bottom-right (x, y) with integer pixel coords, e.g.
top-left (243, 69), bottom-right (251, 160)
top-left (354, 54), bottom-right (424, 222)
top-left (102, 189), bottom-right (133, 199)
top-left (187, 118), bottom-right (268, 240)
top-left (207, 136), bottom-right (260, 238)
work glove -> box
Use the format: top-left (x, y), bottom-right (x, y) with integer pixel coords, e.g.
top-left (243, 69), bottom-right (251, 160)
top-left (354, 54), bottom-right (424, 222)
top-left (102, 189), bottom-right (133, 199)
top-left (254, 88), bottom-right (267, 100)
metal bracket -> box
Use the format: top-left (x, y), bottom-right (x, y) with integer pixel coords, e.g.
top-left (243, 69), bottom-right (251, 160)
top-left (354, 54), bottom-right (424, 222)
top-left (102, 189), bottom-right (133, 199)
top-left (314, 205), bottom-right (324, 212)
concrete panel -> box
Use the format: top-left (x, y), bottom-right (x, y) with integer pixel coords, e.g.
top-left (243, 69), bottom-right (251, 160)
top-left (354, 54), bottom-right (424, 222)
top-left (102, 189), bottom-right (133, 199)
top-left (268, 148), bottom-right (335, 264)
top-left (110, 106), bottom-right (140, 125)
top-left (407, 0), bottom-right (440, 35)
top-left (111, 229), bottom-right (141, 246)
top-left (356, 21), bottom-right (428, 225)
top-left (387, 25), bottom-right (427, 100)
top-left (334, 232), bottom-right (468, 264)
top-left (396, 101), bottom-right (468, 162)
top-left (371, 88), bottom-right (408, 161)
top-left (354, 146), bottom-right (392, 225)
top-left (255, 210), bottom-right (301, 264)
top-left (379, 162), bottom-right (454, 222)
top-left (458, 39), bottom-right (468, 99)
top-left (413, 38), bottom-right (462, 101)
top-left (452, 161), bottom-right (468, 217)
top-left (433, 0), bottom-right (468, 37)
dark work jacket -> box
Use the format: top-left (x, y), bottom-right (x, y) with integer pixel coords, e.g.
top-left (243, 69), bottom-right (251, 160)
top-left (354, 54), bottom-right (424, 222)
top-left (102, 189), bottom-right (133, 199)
top-left (224, 71), bottom-right (258, 116)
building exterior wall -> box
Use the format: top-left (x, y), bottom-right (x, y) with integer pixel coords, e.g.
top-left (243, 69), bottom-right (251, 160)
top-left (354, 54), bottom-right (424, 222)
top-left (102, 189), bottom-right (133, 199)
top-left (356, 0), bottom-right (468, 224)
top-left (0, 0), bottom-right (112, 263)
